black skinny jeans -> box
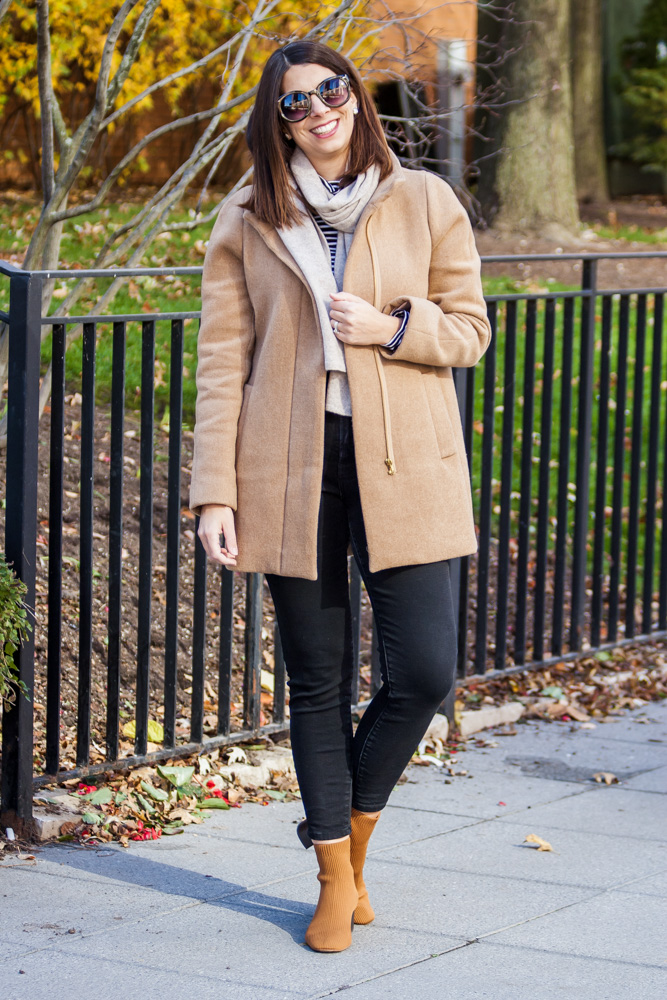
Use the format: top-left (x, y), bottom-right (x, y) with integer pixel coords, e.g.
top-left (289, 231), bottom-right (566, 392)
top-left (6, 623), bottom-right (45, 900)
top-left (266, 412), bottom-right (457, 841)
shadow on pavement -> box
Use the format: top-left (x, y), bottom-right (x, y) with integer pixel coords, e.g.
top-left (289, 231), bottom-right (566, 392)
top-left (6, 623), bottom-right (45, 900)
top-left (43, 842), bottom-right (312, 945)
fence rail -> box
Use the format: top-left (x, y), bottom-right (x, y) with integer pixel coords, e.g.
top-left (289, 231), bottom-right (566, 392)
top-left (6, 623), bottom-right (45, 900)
top-left (1, 251), bottom-right (667, 833)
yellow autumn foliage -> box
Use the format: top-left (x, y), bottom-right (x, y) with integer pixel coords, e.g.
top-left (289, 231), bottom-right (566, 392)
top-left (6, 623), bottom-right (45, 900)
top-left (0, 1), bottom-right (367, 122)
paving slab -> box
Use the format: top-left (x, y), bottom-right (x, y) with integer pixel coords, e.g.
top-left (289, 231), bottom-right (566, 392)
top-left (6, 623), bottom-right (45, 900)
top-left (613, 869), bottom-right (667, 897)
top-left (36, 834), bottom-right (315, 900)
top-left (382, 819), bottom-right (667, 889)
top-left (0, 938), bottom-right (32, 962)
top-left (566, 702), bottom-right (667, 745)
top-left (2, 700), bottom-right (665, 1000)
top-left (620, 764), bottom-right (667, 793)
top-left (59, 901), bottom-right (464, 999)
top-left (0, 947), bottom-right (299, 1000)
top-left (493, 785), bottom-right (667, 841)
top-left (487, 888), bottom-right (667, 966)
top-left (333, 941), bottom-right (667, 1000)
top-left (0, 864), bottom-right (215, 950)
top-left (196, 792), bottom-right (477, 850)
top-left (388, 764), bottom-right (587, 819)
top-left (353, 857), bottom-right (592, 939)
top-left (477, 726), bottom-right (667, 783)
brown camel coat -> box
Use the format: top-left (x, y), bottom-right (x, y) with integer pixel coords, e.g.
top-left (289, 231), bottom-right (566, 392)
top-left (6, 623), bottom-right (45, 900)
top-left (190, 160), bottom-right (492, 579)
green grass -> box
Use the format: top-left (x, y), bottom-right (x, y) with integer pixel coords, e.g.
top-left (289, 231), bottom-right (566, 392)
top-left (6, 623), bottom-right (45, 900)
top-left (468, 289), bottom-right (667, 604)
top-left (588, 223), bottom-right (667, 245)
top-left (0, 196), bottom-right (214, 424)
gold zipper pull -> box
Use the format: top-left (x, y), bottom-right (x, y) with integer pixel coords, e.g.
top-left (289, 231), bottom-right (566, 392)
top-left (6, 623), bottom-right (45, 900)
top-left (385, 457), bottom-right (396, 475)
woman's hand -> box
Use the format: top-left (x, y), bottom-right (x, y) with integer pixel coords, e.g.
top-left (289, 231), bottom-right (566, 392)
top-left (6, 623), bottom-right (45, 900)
top-left (329, 292), bottom-right (400, 347)
top-left (198, 504), bottom-right (238, 567)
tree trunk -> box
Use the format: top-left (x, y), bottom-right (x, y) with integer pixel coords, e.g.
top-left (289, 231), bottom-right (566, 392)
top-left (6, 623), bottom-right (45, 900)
top-left (476, 0), bottom-right (580, 237)
top-left (570, 0), bottom-right (609, 203)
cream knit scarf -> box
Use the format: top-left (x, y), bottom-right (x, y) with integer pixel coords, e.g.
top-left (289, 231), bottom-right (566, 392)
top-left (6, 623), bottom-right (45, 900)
top-left (278, 148), bottom-right (380, 377)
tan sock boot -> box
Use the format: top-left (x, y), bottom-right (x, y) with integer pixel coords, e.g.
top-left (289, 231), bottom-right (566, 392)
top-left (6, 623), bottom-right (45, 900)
top-left (350, 809), bottom-right (380, 925)
top-left (304, 839), bottom-right (358, 953)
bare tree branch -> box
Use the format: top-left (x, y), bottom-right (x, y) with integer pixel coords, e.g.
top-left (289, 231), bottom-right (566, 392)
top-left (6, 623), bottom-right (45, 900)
top-left (105, 0), bottom-right (162, 110)
top-left (53, 0), bottom-right (142, 201)
top-left (0, 0), bottom-right (13, 27)
top-left (51, 92), bottom-right (69, 152)
top-left (49, 90), bottom-right (256, 224)
top-left (101, 34), bottom-right (238, 128)
top-left (35, 0), bottom-right (54, 201)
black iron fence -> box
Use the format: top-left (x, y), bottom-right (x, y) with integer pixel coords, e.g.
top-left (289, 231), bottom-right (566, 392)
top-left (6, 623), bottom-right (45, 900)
top-left (1, 252), bottom-right (666, 831)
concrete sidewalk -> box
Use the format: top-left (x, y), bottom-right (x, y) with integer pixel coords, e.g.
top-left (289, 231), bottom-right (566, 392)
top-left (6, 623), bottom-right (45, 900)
top-left (1, 702), bottom-right (666, 1000)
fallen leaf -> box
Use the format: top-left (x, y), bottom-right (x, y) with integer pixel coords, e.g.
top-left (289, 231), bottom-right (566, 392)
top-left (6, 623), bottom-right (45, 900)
top-left (79, 787), bottom-right (113, 806)
top-left (565, 703), bottom-right (590, 722)
top-left (156, 764), bottom-right (195, 788)
top-left (121, 720), bottom-right (164, 743)
top-left (592, 771), bottom-right (618, 785)
top-left (140, 780), bottom-right (169, 802)
top-left (523, 833), bottom-right (553, 852)
top-left (81, 811), bottom-right (102, 826)
top-left (168, 808), bottom-right (198, 825)
top-left (541, 685), bottom-right (565, 699)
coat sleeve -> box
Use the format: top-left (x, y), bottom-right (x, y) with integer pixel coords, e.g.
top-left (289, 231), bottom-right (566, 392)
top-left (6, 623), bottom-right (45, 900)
top-left (190, 194), bottom-right (255, 516)
top-left (378, 172), bottom-right (491, 369)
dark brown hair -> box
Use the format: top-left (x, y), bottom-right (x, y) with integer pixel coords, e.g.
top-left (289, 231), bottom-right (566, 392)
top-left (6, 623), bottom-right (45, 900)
top-left (244, 41), bottom-right (392, 229)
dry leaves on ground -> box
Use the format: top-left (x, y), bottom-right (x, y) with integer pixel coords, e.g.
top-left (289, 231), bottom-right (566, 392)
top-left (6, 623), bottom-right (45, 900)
top-left (38, 742), bottom-right (300, 847)
top-left (523, 834), bottom-right (554, 852)
top-left (456, 644), bottom-right (667, 725)
top-left (592, 771), bottom-right (619, 785)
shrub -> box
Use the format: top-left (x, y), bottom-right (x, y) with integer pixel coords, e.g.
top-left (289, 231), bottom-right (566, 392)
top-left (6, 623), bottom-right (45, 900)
top-left (618, 0), bottom-right (667, 172)
top-left (0, 557), bottom-right (32, 706)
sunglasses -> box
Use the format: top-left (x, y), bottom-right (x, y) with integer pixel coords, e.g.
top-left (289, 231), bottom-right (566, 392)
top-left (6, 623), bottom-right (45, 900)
top-left (277, 74), bottom-right (352, 123)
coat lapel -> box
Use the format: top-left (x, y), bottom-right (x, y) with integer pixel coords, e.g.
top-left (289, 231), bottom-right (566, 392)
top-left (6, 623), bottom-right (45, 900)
top-left (242, 153), bottom-right (406, 294)
top-left (243, 211), bottom-right (311, 289)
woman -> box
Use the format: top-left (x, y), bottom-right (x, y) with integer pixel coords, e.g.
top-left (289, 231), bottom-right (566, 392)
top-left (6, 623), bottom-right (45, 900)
top-left (191, 41), bottom-right (491, 953)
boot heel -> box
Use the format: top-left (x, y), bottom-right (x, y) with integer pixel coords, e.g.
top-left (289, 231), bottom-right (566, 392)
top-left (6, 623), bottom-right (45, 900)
top-left (297, 818), bottom-right (313, 849)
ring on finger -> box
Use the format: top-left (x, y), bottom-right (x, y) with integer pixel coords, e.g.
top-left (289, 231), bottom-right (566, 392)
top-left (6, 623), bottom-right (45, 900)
top-left (332, 320), bottom-right (339, 335)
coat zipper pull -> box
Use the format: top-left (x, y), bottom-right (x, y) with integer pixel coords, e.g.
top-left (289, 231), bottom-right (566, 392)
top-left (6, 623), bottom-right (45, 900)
top-left (367, 218), bottom-right (397, 477)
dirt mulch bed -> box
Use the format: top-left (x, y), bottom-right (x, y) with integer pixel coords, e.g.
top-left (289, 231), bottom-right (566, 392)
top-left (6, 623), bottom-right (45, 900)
top-left (477, 194), bottom-right (667, 291)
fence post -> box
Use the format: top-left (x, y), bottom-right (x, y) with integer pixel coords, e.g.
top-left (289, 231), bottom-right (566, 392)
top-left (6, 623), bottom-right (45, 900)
top-left (441, 366), bottom-right (468, 728)
top-left (1, 266), bottom-right (42, 836)
top-left (570, 260), bottom-right (597, 651)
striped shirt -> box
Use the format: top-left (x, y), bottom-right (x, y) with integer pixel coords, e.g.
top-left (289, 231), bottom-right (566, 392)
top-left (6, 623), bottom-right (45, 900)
top-left (313, 178), bottom-right (409, 353)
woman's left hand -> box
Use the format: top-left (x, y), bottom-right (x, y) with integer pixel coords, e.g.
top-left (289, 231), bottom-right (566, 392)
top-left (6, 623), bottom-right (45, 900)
top-left (329, 291), bottom-right (400, 347)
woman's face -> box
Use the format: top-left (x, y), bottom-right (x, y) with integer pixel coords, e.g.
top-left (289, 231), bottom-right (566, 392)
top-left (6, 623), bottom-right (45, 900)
top-left (280, 62), bottom-right (358, 174)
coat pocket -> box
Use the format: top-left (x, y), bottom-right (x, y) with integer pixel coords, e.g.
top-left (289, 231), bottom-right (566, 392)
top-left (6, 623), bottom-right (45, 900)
top-left (422, 370), bottom-right (456, 459)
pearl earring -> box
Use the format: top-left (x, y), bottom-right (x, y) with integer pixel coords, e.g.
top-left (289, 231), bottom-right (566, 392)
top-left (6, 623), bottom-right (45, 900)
top-left (353, 107), bottom-right (359, 115)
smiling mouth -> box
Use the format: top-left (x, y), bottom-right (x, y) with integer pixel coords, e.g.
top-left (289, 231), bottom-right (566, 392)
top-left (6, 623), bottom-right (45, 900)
top-left (310, 120), bottom-right (339, 138)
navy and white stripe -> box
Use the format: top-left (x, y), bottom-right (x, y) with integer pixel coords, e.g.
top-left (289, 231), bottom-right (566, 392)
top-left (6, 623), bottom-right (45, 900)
top-left (313, 178), bottom-right (409, 353)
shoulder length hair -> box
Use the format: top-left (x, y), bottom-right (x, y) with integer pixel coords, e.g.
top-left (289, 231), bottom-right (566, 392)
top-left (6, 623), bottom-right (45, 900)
top-left (244, 41), bottom-right (392, 230)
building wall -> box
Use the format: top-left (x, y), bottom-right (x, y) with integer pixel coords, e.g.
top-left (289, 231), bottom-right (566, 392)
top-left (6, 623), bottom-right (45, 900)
top-left (371, 0), bottom-right (477, 79)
